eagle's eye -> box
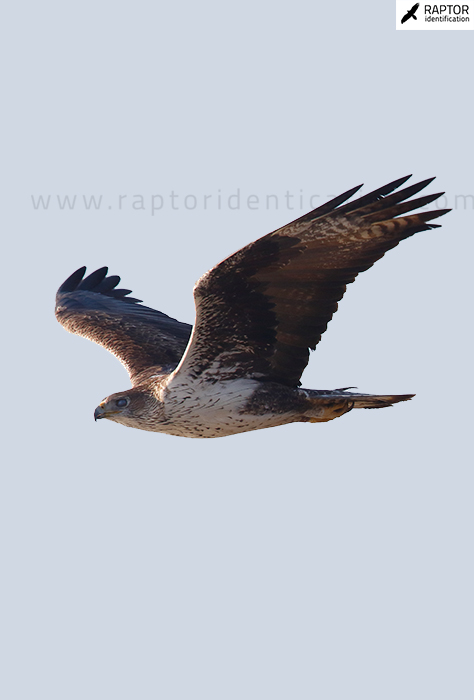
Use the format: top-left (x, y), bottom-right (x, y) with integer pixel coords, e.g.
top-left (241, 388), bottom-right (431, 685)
top-left (116, 398), bottom-right (129, 408)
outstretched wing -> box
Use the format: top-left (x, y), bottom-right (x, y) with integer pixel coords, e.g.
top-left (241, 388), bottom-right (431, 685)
top-left (55, 267), bottom-right (192, 384)
top-left (173, 176), bottom-right (449, 388)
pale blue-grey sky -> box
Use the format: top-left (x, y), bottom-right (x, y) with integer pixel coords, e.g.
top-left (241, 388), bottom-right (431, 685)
top-left (1, 2), bottom-right (473, 698)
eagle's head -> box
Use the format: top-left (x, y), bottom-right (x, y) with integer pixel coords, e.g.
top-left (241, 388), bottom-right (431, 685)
top-left (93, 388), bottom-right (163, 431)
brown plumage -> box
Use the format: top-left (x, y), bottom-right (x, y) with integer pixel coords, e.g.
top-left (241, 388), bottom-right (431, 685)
top-left (55, 175), bottom-right (449, 438)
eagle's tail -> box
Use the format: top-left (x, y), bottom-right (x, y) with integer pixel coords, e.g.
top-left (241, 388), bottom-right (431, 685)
top-left (303, 390), bottom-right (414, 423)
top-left (347, 392), bottom-right (415, 409)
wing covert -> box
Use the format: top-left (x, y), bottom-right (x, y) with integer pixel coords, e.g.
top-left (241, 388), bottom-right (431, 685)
top-left (55, 267), bottom-right (192, 384)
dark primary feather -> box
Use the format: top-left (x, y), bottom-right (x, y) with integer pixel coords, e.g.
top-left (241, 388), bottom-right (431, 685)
top-left (55, 267), bottom-right (192, 383)
top-left (176, 176), bottom-right (449, 387)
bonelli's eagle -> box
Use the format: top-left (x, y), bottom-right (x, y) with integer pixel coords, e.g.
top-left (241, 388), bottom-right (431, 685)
top-left (55, 176), bottom-right (448, 438)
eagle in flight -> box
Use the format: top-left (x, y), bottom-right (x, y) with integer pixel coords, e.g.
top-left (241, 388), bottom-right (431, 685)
top-left (55, 176), bottom-right (448, 438)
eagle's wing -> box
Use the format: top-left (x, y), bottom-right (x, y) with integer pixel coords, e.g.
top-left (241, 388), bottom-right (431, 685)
top-left (172, 176), bottom-right (449, 388)
top-left (55, 267), bottom-right (192, 384)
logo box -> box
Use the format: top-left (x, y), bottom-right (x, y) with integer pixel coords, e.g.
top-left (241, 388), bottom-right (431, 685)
top-left (396, 1), bottom-right (474, 28)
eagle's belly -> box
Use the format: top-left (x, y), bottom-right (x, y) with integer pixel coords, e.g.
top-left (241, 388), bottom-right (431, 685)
top-left (158, 377), bottom-right (298, 438)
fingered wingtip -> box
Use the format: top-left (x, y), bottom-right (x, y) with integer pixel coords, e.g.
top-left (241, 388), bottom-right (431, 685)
top-left (57, 266), bottom-right (87, 293)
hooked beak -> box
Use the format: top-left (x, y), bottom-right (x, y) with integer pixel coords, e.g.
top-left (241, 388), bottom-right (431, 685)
top-left (94, 403), bottom-right (106, 421)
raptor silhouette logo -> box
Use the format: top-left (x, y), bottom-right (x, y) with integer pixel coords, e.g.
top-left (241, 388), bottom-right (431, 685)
top-left (401, 2), bottom-right (420, 22)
